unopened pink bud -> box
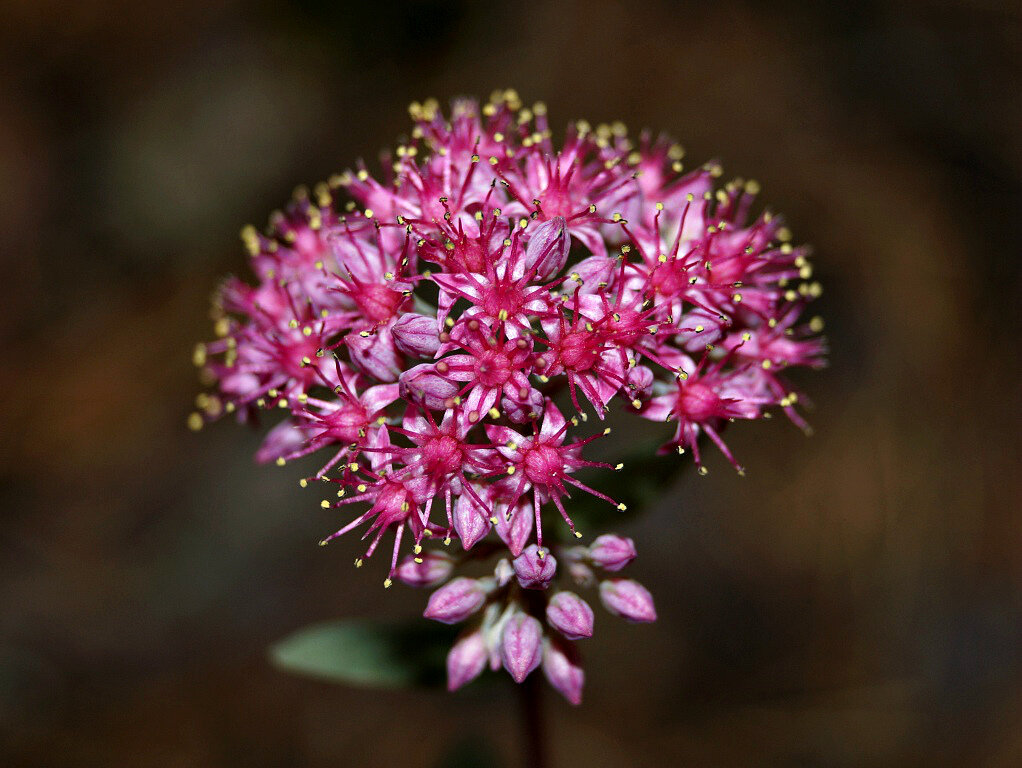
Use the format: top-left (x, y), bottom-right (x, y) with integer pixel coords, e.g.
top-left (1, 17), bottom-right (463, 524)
top-left (500, 612), bottom-right (544, 683)
top-left (588, 534), bottom-right (637, 572)
top-left (446, 629), bottom-right (487, 691)
top-left (501, 386), bottom-right (544, 423)
top-left (392, 313), bottom-right (441, 357)
top-left (453, 493), bottom-right (491, 550)
top-left (599, 578), bottom-right (657, 623)
top-left (345, 326), bottom-right (402, 382)
top-left (545, 591), bottom-right (594, 640)
top-left (625, 365), bottom-right (655, 402)
top-left (423, 577), bottom-right (487, 624)
top-left (399, 363), bottom-right (460, 410)
top-left (493, 558), bottom-right (514, 587)
top-left (394, 550), bottom-right (454, 587)
top-left (542, 637), bottom-right (584, 705)
top-left (513, 545), bottom-right (557, 589)
top-left (524, 216), bottom-right (570, 279)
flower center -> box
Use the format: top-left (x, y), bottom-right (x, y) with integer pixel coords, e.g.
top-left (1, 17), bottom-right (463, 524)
top-left (523, 444), bottom-right (563, 484)
top-left (650, 261), bottom-right (687, 296)
top-left (677, 382), bottom-right (722, 422)
top-left (453, 238), bottom-right (487, 273)
top-left (354, 283), bottom-right (405, 323)
top-left (539, 187), bottom-right (573, 219)
top-left (324, 403), bottom-right (368, 443)
top-left (608, 308), bottom-right (645, 346)
top-left (481, 283), bottom-right (525, 320)
top-left (280, 338), bottom-right (320, 382)
top-left (558, 331), bottom-right (599, 371)
top-left (422, 434), bottom-right (464, 477)
top-left (475, 349), bottom-right (513, 387)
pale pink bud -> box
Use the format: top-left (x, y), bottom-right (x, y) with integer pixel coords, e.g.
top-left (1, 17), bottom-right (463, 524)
top-left (345, 326), bottom-right (402, 381)
top-left (399, 363), bottom-right (460, 410)
top-left (513, 544), bottom-right (557, 589)
top-left (392, 312), bottom-right (441, 358)
top-left (599, 579), bottom-right (657, 623)
top-left (545, 591), bottom-right (594, 640)
top-left (446, 629), bottom-right (488, 691)
top-left (453, 493), bottom-right (491, 550)
top-left (625, 365), bottom-right (655, 402)
top-left (501, 386), bottom-right (544, 423)
top-left (423, 577), bottom-right (487, 624)
top-left (255, 418), bottom-right (311, 464)
top-left (542, 637), bottom-right (584, 705)
top-left (588, 534), bottom-right (637, 572)
top-left (567, 560), bottom-right (597, 588)
top-left (524, 216), bottom-right (570, 279)
top-left (500, 612), bottom-right (544, 683)
top-left (394, 550), bottom-right (454, 587)
top-left (493, 558), bottom-right (514, 587)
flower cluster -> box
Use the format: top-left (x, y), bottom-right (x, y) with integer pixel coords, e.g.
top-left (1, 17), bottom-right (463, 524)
top-left (193, 90), bottom-right (825, 702)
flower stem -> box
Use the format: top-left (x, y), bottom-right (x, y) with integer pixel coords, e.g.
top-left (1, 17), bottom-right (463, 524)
top-left (520, 672), bottom-right (547, 768)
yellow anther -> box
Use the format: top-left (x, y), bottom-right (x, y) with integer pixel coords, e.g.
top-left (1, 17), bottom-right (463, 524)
top-left (320, 499), bottom-right (330, 508)
top-left (187, 412), bottom-right (203, 431)
top-left (617, 503), bottom-right (627, 511)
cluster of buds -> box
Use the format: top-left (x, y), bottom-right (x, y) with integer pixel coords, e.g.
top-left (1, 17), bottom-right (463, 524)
top-left (400, 534), bottom-right (650, 704)
top-left (193, 90), bottom-right (825, 702)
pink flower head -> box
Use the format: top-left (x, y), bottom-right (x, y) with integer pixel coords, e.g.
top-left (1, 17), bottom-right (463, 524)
top-left (196, 90), bottom-right (826, 703)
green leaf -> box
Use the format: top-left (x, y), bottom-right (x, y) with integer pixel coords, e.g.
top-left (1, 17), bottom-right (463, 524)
top-left (269, 618), bottom-right (455, 689)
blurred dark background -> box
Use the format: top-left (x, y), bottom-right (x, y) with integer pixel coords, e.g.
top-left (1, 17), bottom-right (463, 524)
top-left (2, 0), bottom-right (1019, 765)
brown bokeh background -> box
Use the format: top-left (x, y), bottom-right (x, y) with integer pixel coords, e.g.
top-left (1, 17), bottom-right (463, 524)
top-left (2, 1), bottom-right (1019, 765)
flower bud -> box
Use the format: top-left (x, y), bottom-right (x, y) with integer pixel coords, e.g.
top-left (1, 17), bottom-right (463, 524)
top-left (446, 629), bottom-right (488, 691)
top-left (542, 637), bottom-right (584, 705)
top-left (345, 325), bottom-right (402, 381)
top-left (394, 550), bottom-right (454, 587)
top-left (513, 544), bottom-right (557, 589)
top-left (493, 558), bottom-right (514, 587)
top-left (567, 560), bottom-right (597, 588)
top-left (500, 612), bottom-right (543, 683)
top-left (545, 591), bottom-right (594, 640)
top-left (524, 216), bottom-right (570, 279)
top-left (255, 418), bottom-right (309, 464)
top-left (399, 363), bottom-right (460, 410)
top-left (588, 534), bottom-right (637, 572)
top-left (624, 365), bottom-right (655, 403)
top-left (453, 493), bottom-right (491, 550)
top-left (392, 312), bottom-right (441, 358)
top-left (423, 577), bottom-right (487, 624)
top-left (599, 579), bottom-right (657, 623)
top-left (501, 386), bottom-right (544, 423)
